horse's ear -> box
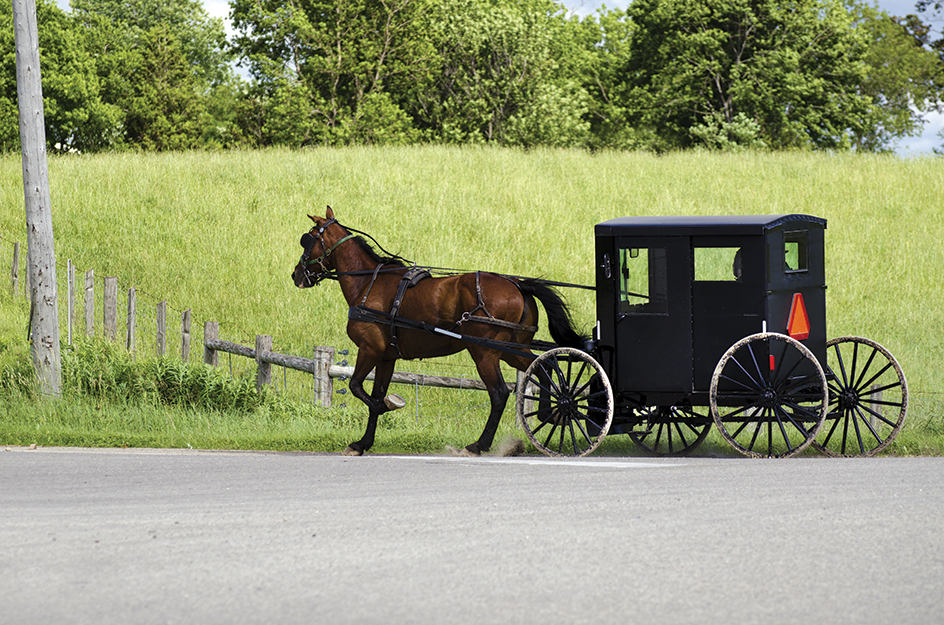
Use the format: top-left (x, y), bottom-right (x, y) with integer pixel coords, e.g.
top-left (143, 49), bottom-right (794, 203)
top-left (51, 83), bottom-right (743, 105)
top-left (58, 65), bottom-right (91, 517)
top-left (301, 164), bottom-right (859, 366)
top-left (325, 205), bottom-right (335, 220)
top-left (307, 214), bottom-right (317, 223)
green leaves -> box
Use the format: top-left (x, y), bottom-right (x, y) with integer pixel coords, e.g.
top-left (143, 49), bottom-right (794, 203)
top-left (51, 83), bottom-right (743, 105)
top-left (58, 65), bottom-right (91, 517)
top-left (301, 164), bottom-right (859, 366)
top-left (1, 0), bottom-right (938, 152)
top-left (623, 0), bottom-right (877, 150)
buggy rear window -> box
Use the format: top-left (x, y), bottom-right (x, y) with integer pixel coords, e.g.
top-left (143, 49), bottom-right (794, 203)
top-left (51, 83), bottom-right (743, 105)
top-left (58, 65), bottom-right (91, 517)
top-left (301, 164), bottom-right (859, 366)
top-left (619, 247), bottom-right (667, 314)
top-left (785, 231), bottom-right (809, 273)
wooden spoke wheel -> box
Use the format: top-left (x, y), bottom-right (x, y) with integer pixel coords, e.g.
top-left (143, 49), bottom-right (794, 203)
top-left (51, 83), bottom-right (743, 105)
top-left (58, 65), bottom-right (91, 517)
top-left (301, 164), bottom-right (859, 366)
top-left (710, 333), bottom-right (827, 458)
top-left (516, 348), bottom-right (614, 457)
top-left (628, 404), bottom-right (712, 457)
top-left (814, 336), bottom-right (908, 457)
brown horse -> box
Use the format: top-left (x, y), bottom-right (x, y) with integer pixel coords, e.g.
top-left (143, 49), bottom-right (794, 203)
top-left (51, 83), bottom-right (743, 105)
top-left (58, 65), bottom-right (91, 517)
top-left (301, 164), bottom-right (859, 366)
top-left (292, 207), bottom-right (587, 456)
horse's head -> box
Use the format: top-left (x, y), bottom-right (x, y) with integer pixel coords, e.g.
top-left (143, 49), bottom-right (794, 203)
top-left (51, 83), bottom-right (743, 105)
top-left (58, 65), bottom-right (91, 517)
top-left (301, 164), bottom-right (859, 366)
top-left (292, 206), bottom-right (355, 288)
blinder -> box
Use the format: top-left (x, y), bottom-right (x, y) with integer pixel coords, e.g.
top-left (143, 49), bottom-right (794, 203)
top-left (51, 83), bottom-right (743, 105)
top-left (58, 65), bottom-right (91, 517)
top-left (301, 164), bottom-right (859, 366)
top-left (297, 217), bottom-right (355, 285)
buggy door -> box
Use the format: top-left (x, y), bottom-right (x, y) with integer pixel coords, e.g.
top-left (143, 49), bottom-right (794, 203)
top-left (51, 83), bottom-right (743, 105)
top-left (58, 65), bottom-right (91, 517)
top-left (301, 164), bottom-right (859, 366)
top-left (690, 237), bottom-right (765, 392)
top-left (612, 236), bottom-right (692, 393)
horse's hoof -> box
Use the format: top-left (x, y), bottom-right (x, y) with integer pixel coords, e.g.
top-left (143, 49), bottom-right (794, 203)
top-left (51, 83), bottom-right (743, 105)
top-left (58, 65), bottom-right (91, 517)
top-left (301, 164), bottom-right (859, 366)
top-left (342, 446), bottom-right (364, 456)
top-left (384, 394), bottom-right (406, 410)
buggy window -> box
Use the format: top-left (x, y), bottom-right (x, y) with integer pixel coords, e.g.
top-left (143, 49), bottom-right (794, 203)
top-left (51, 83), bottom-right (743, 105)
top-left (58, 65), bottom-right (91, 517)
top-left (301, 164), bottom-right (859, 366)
top-left (619, 247), bottom-right (667, 314)
top-left (785, 231), bottom-right (808, 273)
top-left (695, 247), bottom-right (743, 282)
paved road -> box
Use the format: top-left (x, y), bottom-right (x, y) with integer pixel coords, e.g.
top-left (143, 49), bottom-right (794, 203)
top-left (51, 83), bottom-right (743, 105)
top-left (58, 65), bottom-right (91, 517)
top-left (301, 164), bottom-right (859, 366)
top-left (1, 446), bottom-right (942, 625)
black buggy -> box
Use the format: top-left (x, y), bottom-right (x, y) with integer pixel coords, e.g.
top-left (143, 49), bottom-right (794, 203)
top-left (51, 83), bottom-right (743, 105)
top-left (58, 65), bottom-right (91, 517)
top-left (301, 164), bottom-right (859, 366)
top-left (516, 214), bottom-right (909, 458)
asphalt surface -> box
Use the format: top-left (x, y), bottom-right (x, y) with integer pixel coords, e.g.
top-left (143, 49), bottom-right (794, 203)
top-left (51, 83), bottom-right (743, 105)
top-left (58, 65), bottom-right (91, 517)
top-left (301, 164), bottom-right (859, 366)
top-left (1, 446), bottom-right (942, 625)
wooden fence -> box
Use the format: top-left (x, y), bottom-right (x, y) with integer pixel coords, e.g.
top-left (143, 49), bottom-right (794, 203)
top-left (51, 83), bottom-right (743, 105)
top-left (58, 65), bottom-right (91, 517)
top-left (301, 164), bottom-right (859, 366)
top-left (202, 322), bottom-right (516, 408)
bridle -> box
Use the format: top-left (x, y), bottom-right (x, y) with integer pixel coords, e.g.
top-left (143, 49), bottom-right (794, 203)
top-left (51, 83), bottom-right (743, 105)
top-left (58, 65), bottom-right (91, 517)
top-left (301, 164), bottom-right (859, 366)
top-left (298, 218), bottom-right (356, 285)
top-left (297, 218), bottom-right (411, 285)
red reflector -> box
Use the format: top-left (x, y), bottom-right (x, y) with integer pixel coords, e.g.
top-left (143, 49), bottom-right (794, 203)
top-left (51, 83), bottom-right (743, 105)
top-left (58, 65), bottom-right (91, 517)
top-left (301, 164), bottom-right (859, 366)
top-left (770, 355), bottom-right (776, 371)
top-left (787, 293), bottom-right (810, 340)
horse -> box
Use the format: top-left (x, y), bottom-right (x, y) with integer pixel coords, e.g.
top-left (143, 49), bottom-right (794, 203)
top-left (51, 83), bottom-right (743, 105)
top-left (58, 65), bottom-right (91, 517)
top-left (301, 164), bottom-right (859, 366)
top-left (291, 206), bottom-right (587, 456)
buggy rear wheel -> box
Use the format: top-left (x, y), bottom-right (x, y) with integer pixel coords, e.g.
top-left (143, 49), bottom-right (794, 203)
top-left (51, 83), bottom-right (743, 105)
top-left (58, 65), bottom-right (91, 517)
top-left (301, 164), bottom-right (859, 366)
top-left (516, 348), bottom-right (614, 457)
top-left (628, 404), bottom-right (712, 457)
top-left (814, 336), bottom-right (908, 457)
top-left (710, 333), bottom-right (827, 458)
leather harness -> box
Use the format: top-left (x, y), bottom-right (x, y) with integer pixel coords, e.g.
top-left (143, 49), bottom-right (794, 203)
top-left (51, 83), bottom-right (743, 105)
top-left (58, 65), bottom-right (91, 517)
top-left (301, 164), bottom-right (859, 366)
top-left (352, 267), bottom-right (538, 359)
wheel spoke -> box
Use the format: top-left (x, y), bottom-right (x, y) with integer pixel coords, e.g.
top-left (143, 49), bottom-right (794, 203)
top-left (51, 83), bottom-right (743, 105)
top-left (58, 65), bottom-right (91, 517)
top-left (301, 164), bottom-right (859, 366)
top-left (852, 348), bottom-right (880, 391)
top-left (629, 405), bottom-right (711, 457)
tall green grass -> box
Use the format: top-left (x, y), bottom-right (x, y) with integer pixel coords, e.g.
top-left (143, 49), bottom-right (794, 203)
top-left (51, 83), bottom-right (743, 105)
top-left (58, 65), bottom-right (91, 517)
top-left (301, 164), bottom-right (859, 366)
top-left (1, 147), bottom-right (941, 454)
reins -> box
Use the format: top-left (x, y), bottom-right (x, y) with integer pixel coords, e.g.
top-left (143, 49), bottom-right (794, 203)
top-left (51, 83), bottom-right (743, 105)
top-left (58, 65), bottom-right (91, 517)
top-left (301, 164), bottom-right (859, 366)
top-left (299, 219), bottom-right (595, 291)
top-left (300, 218), bottom-right (412, 285)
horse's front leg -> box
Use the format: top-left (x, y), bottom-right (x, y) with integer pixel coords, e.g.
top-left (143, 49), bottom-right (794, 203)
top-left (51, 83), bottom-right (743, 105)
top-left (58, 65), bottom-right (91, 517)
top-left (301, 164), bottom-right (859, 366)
top-left (343, 357), bottom-right (397, 456)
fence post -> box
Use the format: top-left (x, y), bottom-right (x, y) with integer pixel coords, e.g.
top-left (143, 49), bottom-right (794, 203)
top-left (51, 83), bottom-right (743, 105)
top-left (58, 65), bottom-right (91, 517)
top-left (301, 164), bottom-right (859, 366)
top-left (23, 250), bottom-right (30, 297)
top-left (256, 335), bottom-right (272, 390)
top-left (314, 346), bottom-right (335, 408)
top-left (67, 260), bottom-right (74, 345)
top-left (84, 269), bottom-right (94, 336)
top-left (156, 301), bottom-right (167, 357)
top-left (203, 321), bottom-right (218, 366)
top-left (103, 276), bottom-right (118, 341)
top-left (126, 287), bottom-right (136, 354)
top-left (11, 241), bottom-right (19, 295)
top-left (181, 308), bottom-right (191, 362)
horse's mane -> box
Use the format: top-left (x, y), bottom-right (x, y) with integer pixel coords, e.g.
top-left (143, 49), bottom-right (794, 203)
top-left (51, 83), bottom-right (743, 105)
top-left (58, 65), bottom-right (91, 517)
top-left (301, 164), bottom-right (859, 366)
top-left (354, 235), bottom-right (407, 267)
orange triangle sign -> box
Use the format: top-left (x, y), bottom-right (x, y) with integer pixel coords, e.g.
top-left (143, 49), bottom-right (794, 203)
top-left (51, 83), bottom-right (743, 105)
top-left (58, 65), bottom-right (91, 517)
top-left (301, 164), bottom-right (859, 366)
top-left (787, 293), bottom-right (810, 340)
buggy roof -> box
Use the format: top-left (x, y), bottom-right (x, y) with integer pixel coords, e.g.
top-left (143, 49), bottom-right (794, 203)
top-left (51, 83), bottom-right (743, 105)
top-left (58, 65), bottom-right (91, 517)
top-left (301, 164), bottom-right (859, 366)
top-left (595, 214), bottom-right (827, 237)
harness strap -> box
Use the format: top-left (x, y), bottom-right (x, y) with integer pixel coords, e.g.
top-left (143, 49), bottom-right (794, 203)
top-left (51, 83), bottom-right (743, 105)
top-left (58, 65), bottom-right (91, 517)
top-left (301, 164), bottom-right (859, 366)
top-left (358, 263), bottom-right (387, 307)
top-left (306, 233), bottom-right (357, 267)
top-left (388, 268), bottom-right (431, 358)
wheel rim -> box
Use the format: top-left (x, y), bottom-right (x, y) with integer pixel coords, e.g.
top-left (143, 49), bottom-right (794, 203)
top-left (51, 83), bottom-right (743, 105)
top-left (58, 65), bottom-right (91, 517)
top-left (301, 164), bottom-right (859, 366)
top-left (629, 404), bottom-right (711, 456)
top-left (815, 336), bottom-right (908, 457)
top-left (710, 333), bottom-right (827, 458)
top-left (517, 348), bottom-right (614, 457)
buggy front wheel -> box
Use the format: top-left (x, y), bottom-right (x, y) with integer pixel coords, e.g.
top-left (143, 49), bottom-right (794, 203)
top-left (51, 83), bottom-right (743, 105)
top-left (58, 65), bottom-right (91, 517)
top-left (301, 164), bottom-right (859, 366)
top-left (516, 348), bottom-right (614, 457)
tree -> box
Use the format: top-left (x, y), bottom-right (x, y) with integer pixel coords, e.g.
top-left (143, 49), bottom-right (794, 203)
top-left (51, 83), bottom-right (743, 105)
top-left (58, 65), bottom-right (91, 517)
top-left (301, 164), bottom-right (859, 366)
top-left (621, 0), bottom-right (874, 151)
top-left (0, 0), bottom-right (119, 152)
top-left (901, 1), bottom-right (944, 152)
top-left (570, 7), bottom-right (650, 150)
top-left (410, 0), bottom-right (591, 147)
top-left (71, 0), bottom-right (232, 88)
top-left (71, 0), bottom-right (239, 149)
top-left (854, 5), bottom-right (942, 151)
top-left (230, 0), bottom-right (435, 146)
top-left (123, 26), bottom-right (208, 150)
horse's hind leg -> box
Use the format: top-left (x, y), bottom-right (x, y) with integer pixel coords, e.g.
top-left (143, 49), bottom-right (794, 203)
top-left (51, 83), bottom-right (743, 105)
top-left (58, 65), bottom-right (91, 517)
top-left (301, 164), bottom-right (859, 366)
top-left (464, 350), bottom-right (511, 456)
top-left (344, 358), bottom-right (397, 456)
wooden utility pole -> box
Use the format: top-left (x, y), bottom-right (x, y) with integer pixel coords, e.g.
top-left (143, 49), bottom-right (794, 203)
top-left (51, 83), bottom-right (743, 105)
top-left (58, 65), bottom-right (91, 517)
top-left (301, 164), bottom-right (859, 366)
top-left (13, 0), bottom-right (61, 396)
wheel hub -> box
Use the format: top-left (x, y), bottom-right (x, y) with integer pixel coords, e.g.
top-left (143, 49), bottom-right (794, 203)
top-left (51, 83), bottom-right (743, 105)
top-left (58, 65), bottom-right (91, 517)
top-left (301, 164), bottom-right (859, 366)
top-left (760, 389), bottom-right (778, 409)
top-left (838, 390), bottom-right (860, 411)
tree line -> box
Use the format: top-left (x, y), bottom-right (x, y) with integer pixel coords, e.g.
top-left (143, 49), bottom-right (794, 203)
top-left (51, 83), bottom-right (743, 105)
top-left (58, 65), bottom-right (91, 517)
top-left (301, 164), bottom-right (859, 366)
top-left (2, 0), bottom-right (942, 153)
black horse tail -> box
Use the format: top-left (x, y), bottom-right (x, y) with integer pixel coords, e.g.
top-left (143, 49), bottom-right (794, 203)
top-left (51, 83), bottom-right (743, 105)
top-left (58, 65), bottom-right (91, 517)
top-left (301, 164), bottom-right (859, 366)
top-left (517, 278), bottom-right (589, 349)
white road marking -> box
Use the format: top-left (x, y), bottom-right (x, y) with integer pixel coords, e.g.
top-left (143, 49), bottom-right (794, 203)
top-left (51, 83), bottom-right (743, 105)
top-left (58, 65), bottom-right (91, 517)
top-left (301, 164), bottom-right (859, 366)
top-left (378, 455), bottom-right (683, 468)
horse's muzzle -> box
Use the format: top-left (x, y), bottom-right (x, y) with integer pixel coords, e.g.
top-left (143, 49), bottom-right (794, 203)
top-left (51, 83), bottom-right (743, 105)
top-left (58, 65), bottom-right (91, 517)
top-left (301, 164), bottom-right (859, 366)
top-left (292, 263), bottom-right (317, 288)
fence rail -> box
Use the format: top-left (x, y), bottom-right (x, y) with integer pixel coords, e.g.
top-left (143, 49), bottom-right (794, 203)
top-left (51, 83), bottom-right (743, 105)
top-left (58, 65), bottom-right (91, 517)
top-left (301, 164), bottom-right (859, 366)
top-left (202, 322), bottom-right (513, 408)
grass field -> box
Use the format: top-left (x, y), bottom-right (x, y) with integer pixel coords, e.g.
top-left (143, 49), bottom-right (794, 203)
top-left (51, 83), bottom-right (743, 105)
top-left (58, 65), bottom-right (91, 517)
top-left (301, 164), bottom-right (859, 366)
top-left (1, 147), bottom-right (942, 455)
